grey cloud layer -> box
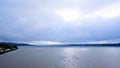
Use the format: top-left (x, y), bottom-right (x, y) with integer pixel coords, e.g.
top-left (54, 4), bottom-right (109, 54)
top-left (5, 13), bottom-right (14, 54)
top-left (0, 0), bottom-right (120, 43)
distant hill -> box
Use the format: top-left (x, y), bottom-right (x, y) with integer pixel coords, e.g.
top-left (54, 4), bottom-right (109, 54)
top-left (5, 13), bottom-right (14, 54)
top-left (61, 43), bottom-right (120, 47)
top-left (0, 42), bottom-right (120, 47)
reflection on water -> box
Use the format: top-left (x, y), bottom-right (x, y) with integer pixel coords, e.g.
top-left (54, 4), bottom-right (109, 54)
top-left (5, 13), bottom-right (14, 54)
top-left (63, 48), bottom-right (75, 56)
top-left (59, 47), bottom-right (90, 68)
top-left (0, 46), bottom-right (120, 68)
top-left (62, 48), bottom-right (77, 68)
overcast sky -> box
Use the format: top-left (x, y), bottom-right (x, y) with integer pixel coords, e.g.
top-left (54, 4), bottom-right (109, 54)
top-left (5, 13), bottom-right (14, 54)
top-left (0, 0), bottom-right (120, 44)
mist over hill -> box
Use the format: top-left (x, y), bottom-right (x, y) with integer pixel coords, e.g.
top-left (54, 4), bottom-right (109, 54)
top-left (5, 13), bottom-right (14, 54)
top-left (0, 42), bottom-right (120, 47)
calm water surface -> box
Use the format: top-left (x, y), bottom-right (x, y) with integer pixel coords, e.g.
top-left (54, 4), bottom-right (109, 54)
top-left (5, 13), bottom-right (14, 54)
top-left (0, 46), bottom-right (120, 68)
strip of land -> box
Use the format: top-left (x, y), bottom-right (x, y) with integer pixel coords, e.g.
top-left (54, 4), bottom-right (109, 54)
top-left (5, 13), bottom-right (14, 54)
top-left (0, 43), bottom-right (18, 55)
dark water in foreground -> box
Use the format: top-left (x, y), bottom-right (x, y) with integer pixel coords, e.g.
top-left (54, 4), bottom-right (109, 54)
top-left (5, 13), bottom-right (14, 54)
top-left (0, 46), bottom-right (120, 68)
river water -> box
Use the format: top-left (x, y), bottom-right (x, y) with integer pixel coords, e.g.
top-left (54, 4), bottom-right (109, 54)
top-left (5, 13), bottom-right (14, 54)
top-left (0, 46), bottom-right (120, 68)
